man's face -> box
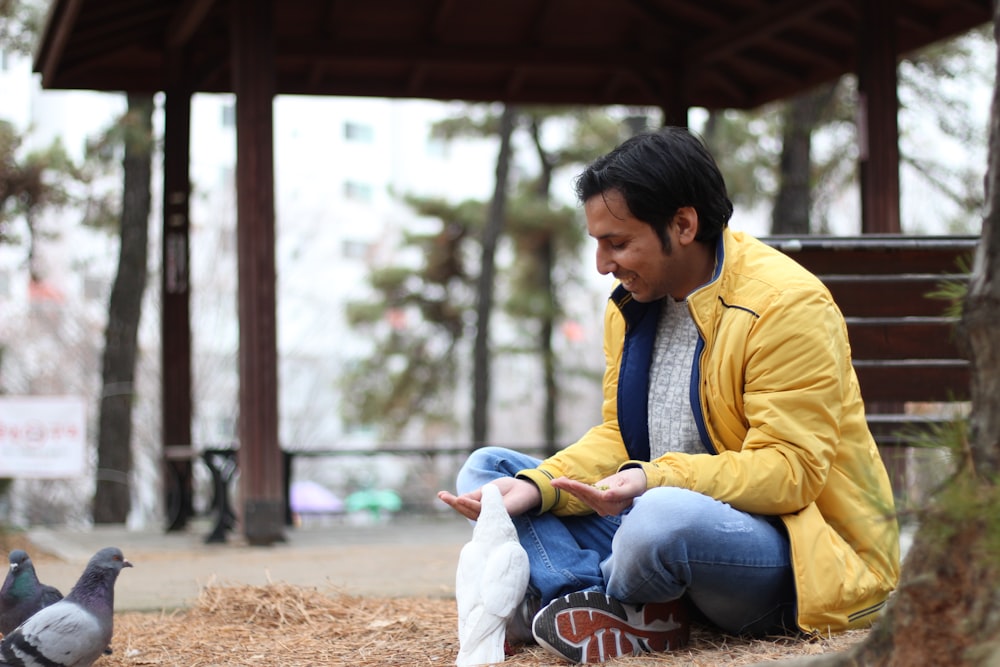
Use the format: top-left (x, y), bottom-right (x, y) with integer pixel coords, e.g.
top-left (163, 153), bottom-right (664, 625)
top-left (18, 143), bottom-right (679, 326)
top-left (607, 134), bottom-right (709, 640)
top-left (586, 190), bottom-right (677, 302)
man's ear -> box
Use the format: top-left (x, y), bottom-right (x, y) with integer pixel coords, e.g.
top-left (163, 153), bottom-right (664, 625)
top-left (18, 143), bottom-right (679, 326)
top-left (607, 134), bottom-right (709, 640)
top-left (673, 207), bottom-right (699, 245)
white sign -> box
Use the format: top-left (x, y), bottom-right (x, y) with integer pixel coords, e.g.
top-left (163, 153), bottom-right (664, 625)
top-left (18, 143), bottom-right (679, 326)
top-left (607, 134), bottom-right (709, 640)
top-left (0, 396), bottom-right (87, 478)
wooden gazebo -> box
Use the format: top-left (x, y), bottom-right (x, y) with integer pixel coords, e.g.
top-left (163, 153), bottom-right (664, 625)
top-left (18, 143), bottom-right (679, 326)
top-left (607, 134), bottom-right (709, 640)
top-left (33, 0), bottom-right (992, 544)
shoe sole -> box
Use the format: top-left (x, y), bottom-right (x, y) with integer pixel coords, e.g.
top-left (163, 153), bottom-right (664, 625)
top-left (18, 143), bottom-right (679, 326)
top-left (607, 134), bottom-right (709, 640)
top-left (532, 591), bottom-right (689, 663)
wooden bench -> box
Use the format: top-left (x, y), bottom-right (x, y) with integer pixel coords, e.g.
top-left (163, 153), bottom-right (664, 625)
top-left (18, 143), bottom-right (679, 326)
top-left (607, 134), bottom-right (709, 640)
top-left (163, 444), bottom-right (239, 541)
top-left (163, 445), bottom-right (197, 532)
top-left (764, 235), bottom-right (977, 496)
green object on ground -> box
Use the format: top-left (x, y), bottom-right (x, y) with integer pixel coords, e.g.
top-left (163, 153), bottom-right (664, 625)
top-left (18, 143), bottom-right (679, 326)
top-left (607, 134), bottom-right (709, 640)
top-left (345, 489), bottom-right (402, 517)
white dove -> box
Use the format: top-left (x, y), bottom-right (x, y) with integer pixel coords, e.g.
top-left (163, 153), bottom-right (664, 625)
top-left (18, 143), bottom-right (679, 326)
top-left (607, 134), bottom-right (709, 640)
top-left (455, 482), bottom-right (530, 666)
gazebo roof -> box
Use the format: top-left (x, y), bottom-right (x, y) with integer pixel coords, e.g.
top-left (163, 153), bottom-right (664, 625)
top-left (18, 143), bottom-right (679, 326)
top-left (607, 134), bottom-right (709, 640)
top-left (34, 0), bottom-right (991, 110)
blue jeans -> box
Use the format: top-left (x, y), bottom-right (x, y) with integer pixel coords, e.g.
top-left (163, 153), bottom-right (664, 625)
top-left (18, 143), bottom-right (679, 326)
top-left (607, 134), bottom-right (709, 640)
top-left (456, 446), bottom-right (798, 637)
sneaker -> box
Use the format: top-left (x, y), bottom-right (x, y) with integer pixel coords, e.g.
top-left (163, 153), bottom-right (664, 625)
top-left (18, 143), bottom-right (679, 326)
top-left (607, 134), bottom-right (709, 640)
top-left (532, 591), bottom-right (690, 663)
top-left (504, 594), bottom-right (541, 653)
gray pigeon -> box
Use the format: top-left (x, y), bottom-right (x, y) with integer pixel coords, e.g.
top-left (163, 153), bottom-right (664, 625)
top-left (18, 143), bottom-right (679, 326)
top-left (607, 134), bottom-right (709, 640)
top-left (0, 550), bottom-right (64, 637)
top-left (0, 547), bottom-right (131, 667)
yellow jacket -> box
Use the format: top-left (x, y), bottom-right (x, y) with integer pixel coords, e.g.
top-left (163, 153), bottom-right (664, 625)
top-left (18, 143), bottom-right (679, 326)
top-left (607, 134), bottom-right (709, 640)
top-left (518, 229), bottom-right (900, 634)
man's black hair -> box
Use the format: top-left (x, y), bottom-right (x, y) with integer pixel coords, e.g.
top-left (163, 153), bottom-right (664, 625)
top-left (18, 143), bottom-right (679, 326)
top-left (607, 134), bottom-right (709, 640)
top-left (574, 127), bottom-right (734, 247)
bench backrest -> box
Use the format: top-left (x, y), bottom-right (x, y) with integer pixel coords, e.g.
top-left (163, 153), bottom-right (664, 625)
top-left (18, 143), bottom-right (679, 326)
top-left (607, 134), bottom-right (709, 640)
top-left (763, 234), bottom-right (977, 446)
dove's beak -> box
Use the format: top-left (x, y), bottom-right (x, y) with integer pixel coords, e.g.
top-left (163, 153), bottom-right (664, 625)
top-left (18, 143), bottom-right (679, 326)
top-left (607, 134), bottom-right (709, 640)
top-left (123, 559), bottom-right (133, 568)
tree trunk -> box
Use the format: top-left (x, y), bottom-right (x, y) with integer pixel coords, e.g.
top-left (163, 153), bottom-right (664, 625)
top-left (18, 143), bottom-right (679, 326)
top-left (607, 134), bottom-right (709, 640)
top-left (527, 115), bottom-right (560, 455)
top-left (472, 106), bottom-right (515, 447)
top-left (540, 236), bottom-right (557, 455)
top-left (760, 10), bottom-right (1000, 667)
top-left (92, 94), bottom-right (153, 524)
top-left (771, 85), bottom-right (836, 235)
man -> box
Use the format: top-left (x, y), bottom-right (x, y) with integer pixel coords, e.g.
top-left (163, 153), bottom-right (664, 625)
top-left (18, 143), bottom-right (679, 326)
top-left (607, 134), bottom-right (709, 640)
top-left (438, 127), bottom-right (900, 664)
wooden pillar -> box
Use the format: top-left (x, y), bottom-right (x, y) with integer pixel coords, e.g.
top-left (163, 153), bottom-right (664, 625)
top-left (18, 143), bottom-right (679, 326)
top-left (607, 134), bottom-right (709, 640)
top-left (857, 0), bottom-right (901, 234)
top-left (661, 98), bottom-right (690, 127)
top-left (858, 0), bottom-right (905, 495)
top-left (162, 51), bottom-right (194, 532)
top-left (231, 0), bottom-right (284, 545)
top-left (660, 67), bottom-right (689, 128)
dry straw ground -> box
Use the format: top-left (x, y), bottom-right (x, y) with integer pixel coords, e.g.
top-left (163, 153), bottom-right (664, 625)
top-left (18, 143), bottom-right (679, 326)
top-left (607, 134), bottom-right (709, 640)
top-left (103, 584), bottom-right (865, 667)
top-left (1, 531), bottom-right (865, 667)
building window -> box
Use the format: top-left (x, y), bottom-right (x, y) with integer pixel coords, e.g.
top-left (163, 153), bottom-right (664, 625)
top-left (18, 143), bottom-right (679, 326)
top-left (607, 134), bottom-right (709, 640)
top-left (342, 239), bottom-right (371, 260)
top-left (427, 135), bottom-right (449, 158)
top-left (216, 416), bottom-right (237, 439)
top-left (219, 164), bottom-right (235, 188)
top-left (344, 121), bottom-right (374, 143)
top-left (344, 181), bottom-right (373, 202)
top-left (221, 103), bottom-right (236, 128)
top-left (83, 276), bottom-right (105, 301)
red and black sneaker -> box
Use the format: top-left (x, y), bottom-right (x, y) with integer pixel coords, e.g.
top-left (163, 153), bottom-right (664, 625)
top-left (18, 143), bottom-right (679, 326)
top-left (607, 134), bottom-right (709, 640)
top-left (531, 591), bottom-right (690, 663)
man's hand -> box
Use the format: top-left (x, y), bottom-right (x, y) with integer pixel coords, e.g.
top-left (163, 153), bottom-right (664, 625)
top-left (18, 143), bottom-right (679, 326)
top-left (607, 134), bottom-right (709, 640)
top-left (551, 468), bottom-right (647, 516)
top-left (437, 476), bottom-right (541, 521)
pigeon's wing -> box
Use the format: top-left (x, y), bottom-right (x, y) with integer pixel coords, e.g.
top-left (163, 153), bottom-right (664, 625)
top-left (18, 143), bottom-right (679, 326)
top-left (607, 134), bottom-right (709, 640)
top-left (0, 585), bottom-right (64, 638)
top-left (3, 601), bottom-right (105, 667)
top-left (0, 604), bottom-right (22, 637)
top-left (457, 540), bottom-right (530, 654)
top-left (38, 586), bottom-right (63, 608)
top-left (454, 540), bottom-right (488, 634)
top-left (478, 541), bottom-right (530, 619)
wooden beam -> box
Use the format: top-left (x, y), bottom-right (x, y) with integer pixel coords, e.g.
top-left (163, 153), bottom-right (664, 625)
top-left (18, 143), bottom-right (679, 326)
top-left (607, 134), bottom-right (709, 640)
top-left (764, 35), bottom-right (845, 71)
top-left (695, 69), bottom-right (751, 108)
top-left (703, 50), bottom-right (801, 85)
top-left (279, 40), bottom-right (659, 71)
top-left (896, 0), bottom-right (987, 36)
top-left (167, 0), bottom-right (218, 48)
top-left (406, 62), bottom-right (429, 97)
top-left (600, 69), bottom-right (630, 103)
top-left (688, 0), bottom-right (843, 64)
top-left (796, 16), bottom-right (856, 47)
top-left (428, 0), bottom-right (460, 41)
top-left (504, 66), bottom-right (527, 99)
top-left (625, 68), bottom-right (669, 104)
top-left (36, 0), bottom-right (85, 87)
top-left (190, 46), bottom-right (229, 90)
top-left (523, 0), bottom-right (556, 46)
top-left (625, 0), bottom-right (724, 30)
top-left (45, 3), bottom-right (168, 64)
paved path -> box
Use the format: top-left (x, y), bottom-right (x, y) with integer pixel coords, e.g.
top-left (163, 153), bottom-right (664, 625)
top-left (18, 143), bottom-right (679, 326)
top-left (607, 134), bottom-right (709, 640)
top-left (25, 515), bottom-right (471, 613)
top-left (22, 515), bottom-right (915, 616)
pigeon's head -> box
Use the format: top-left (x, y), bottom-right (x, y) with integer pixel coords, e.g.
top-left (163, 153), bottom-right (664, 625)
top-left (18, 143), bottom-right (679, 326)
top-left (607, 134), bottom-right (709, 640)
top-left (65, 547), bottom-right (132, 605)
top-left (479, 483), bottom-right (504, 513)
top-left (8, 549), bottom-right (29, 571)
top-left (475, 483), bottom-right (518, 538)
top-left (479, 484), bottom-right (509, 521)
top-left (88, 547), bottom-right (133, 575)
